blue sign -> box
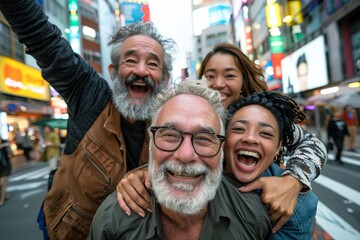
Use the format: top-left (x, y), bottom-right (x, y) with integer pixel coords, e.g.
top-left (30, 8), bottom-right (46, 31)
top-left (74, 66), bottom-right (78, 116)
top-left (209, 4), bottom-right (231, 26)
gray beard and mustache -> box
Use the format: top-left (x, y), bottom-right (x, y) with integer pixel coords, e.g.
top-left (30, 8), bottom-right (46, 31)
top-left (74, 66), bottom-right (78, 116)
top-left (149, 148), bottom-right (223, 215)
top-left (111, 73), bottom-right (166, 121)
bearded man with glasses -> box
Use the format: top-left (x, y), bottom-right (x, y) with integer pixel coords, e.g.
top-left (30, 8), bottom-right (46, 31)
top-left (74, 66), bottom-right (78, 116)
top-left (90, 80), bottom-right (271, 240)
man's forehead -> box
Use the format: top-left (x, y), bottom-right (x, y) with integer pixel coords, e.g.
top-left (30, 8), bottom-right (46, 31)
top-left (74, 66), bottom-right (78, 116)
top-left (157, 94), bottom-right (220, 129)
top-left (122, 36), bottom-right (163, 55)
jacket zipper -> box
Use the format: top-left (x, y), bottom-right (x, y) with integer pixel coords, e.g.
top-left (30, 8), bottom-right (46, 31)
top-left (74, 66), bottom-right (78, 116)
top-left (84, 153), bottom-right (110, 192)
top-left (70, 204), bottom-right (94, 220)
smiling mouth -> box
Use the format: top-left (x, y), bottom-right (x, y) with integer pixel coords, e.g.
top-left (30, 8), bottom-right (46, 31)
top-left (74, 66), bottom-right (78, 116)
top-left (236, 150), bottom-right (260, 167)
top-left (168, 170), bottom-right (204, 179)
top-left (129, 81), bottom-right (150, 93)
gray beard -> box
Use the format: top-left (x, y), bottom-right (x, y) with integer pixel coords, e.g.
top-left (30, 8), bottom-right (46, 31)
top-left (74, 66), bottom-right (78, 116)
top-left (149, 147), bottom-right (223, 215)
top-left (111, 75), bottom-right (165, 121)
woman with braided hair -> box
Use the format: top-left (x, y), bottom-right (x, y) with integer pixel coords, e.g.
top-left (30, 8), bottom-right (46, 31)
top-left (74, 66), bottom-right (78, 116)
top-left (225, 91), bottom-right (318, 239)
top-left (197, 43), bottom-right (325, 233)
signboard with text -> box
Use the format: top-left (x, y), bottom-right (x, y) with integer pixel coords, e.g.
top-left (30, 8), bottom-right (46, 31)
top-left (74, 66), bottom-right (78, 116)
top-left (0, 56), bottom-right (50, 101)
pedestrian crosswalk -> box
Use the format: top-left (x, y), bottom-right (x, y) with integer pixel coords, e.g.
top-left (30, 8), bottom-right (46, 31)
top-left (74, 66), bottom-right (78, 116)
top-left (7, 166), bottom-right (49, 194)
top-left (316, 201), bottom-right (360, 240)
top-left (9, 167), bottom-right (49, 182)
top-left (314, 173), bottom-right (360, 240)
top-left (6, 160), bottom-right (360, 240)
top-left (327, 153), bottom-right (360, 166)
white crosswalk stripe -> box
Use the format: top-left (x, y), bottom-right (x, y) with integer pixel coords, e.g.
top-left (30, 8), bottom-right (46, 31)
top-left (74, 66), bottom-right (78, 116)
top-left (316, 201), bottom-right (360, 240)
top-left (8, 167), bottom-right (49, 182)
top-left (314, 175), bottom-right (360, 206)
top-left (327, 153), bottom-right (360, 166)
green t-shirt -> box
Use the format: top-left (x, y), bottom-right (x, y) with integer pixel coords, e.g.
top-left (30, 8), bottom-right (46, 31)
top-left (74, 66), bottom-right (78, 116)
top-left (90, 174), bottom-right (271, 240)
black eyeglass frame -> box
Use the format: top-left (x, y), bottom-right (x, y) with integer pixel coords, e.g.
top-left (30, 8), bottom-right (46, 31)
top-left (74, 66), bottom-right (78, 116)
top-left (149, 126), bottom-right (226, 158)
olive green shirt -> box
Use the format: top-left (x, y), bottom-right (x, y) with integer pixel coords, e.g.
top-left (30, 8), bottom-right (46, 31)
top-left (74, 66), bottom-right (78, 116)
top-left (90, 174), bottom-right (271, 240)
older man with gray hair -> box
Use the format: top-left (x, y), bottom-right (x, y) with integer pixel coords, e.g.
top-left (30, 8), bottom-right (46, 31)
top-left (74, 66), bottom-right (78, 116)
top-left (90, 80), bottom-right (271, 240)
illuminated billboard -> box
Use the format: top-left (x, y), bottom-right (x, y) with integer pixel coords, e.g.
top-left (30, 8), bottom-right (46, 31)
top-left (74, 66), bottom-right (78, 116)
top-left (281, 35), bottom-right (328, 94)
top-left (121, 1), bottom-right (150, 26)
top-left (192, 2), bottom-right (231, 36)
top-left (0, 56), bottom-right (50, 101)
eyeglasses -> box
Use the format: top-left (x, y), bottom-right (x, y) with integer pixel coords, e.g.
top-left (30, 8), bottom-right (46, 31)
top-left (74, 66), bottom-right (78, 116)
top-left (150, 126), bottom-right (225, 158)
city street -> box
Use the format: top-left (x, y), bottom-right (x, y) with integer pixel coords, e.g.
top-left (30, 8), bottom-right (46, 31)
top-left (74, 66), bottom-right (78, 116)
top-left (0, 151), bottom-right (359, 239)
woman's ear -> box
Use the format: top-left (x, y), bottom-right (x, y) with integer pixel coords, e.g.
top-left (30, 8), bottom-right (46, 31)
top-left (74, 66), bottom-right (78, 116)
top-left (276, 141), bottom-right (282, 156)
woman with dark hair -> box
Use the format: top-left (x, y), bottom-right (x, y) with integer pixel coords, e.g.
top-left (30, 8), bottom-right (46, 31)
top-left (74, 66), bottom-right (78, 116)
top-left (225, 91), bottom-right (318, 239)
top-left (0, 138), bottom-right (12, 207)
top-left (197, 43), bottom-right (325, 230)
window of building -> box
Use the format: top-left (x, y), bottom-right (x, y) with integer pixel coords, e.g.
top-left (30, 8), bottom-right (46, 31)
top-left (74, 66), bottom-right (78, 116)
top-left (45, 0), bottom-right (67, 24)
top-left (80, 5), bottom-right (98, 23)
top-left (13, 34), bottom-right (25, 61)
top-left (301, 2), bottom-right (324, 37)
top-left (82, 25), bottom-right (100, 43)
top-left (83, 49), bottom-right (101, 64)
top-left (206, 31), bottom-right (227, 48)
top-left (0, 22), bottom-right (11, 56)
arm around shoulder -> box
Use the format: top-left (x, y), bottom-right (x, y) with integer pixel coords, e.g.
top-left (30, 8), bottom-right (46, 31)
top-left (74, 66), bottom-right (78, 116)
top-left (282, 124), bottom-right (327, 190)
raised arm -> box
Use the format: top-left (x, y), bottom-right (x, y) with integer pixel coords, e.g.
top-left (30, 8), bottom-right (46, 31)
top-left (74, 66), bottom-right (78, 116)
top-left (0, 0), bottom-right (110, 115)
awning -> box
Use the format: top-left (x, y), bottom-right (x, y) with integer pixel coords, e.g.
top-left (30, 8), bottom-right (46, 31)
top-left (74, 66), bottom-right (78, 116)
top-left (32, 118), bottom-right (68, 129)
top-left (307, 84), bottom-right (360, 106)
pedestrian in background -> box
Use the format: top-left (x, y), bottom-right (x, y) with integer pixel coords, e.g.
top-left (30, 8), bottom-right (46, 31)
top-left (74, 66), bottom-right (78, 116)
top-left (14, 129), bottom-right (24, 153)
top-left (43, 125), bottom-right (60, 171)
top-left (328, 109), bottom-right (350, 164)
top-left (342, 105), bottom-right (358, 151)
top-left (22, 128), bottom-right (34, 161)
top-left (32, 127), bottom-right (44, 161)
top-left (0, 138), bottom-right (12, 207)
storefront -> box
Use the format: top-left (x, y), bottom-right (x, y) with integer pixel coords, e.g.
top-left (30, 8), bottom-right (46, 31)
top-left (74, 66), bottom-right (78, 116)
top-left (0, 55), bottom-right (53, 154)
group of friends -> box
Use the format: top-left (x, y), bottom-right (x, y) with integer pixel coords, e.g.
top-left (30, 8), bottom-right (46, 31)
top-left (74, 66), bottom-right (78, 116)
top-left (0, 0), bottom-right (327, 239)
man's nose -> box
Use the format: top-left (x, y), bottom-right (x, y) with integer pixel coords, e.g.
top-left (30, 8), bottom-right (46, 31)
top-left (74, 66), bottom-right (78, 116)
top-left (173, 135), bottom-right (197, 161)
top-left (133, 61), bottom-right (149, 77)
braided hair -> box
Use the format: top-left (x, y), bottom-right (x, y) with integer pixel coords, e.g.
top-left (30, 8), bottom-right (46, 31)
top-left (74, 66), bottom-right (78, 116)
top-left (227, 91), bottom-right (306, 147)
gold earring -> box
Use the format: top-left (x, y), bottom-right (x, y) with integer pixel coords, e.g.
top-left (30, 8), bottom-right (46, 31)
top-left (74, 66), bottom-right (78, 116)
top-left (273, 153), bottom-right (280, 164)
top-left (239, 91), bottom-right (243, 99)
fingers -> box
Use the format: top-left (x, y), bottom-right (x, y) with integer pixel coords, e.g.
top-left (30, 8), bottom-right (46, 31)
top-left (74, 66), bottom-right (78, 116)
top-left (271, 215), bottom-right (291, 233)
top-left (116, 170), bottom-right (152, 217)
top-left (117, 191), bottom-right (131, 216)
top-left (117, 182), bottom-right (149, 217)
top-left (239, 178), bottom-right (264, 192)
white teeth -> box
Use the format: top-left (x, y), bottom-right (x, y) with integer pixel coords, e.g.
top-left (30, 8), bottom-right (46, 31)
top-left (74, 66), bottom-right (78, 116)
top-left (172, 171), bottom-right (197, 178)
top-left (132, 82), bottom-right (147, 86)
top-left (237, 150), bottom-right (259, 158)
top-left (220, 94), bottom-right (227, 100)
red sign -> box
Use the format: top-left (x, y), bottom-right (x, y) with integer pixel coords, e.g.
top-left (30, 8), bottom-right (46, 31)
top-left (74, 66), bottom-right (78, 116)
top-left (271, 53), bottom-right (285, 79)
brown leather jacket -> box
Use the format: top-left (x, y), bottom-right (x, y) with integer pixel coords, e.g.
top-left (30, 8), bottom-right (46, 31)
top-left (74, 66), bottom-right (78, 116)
top-left (43, 102), bottom-right (149, 239)
top-left (0, 1), bottom-right (150, 239)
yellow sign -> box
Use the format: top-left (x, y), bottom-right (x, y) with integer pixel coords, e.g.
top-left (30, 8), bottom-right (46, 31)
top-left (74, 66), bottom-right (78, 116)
top-left (0, 56), bottom-right (50, 101)
top-left (288, 0), bottom-right (303, 24)
top-left (266, 3), bottom-right (282, 28)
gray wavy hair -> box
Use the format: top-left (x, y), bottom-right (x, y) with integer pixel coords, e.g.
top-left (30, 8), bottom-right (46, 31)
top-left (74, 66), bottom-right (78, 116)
top-left (108, 21), bottom-right (177, 77)
top-left (150, 79), bottom-right (228, 134)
